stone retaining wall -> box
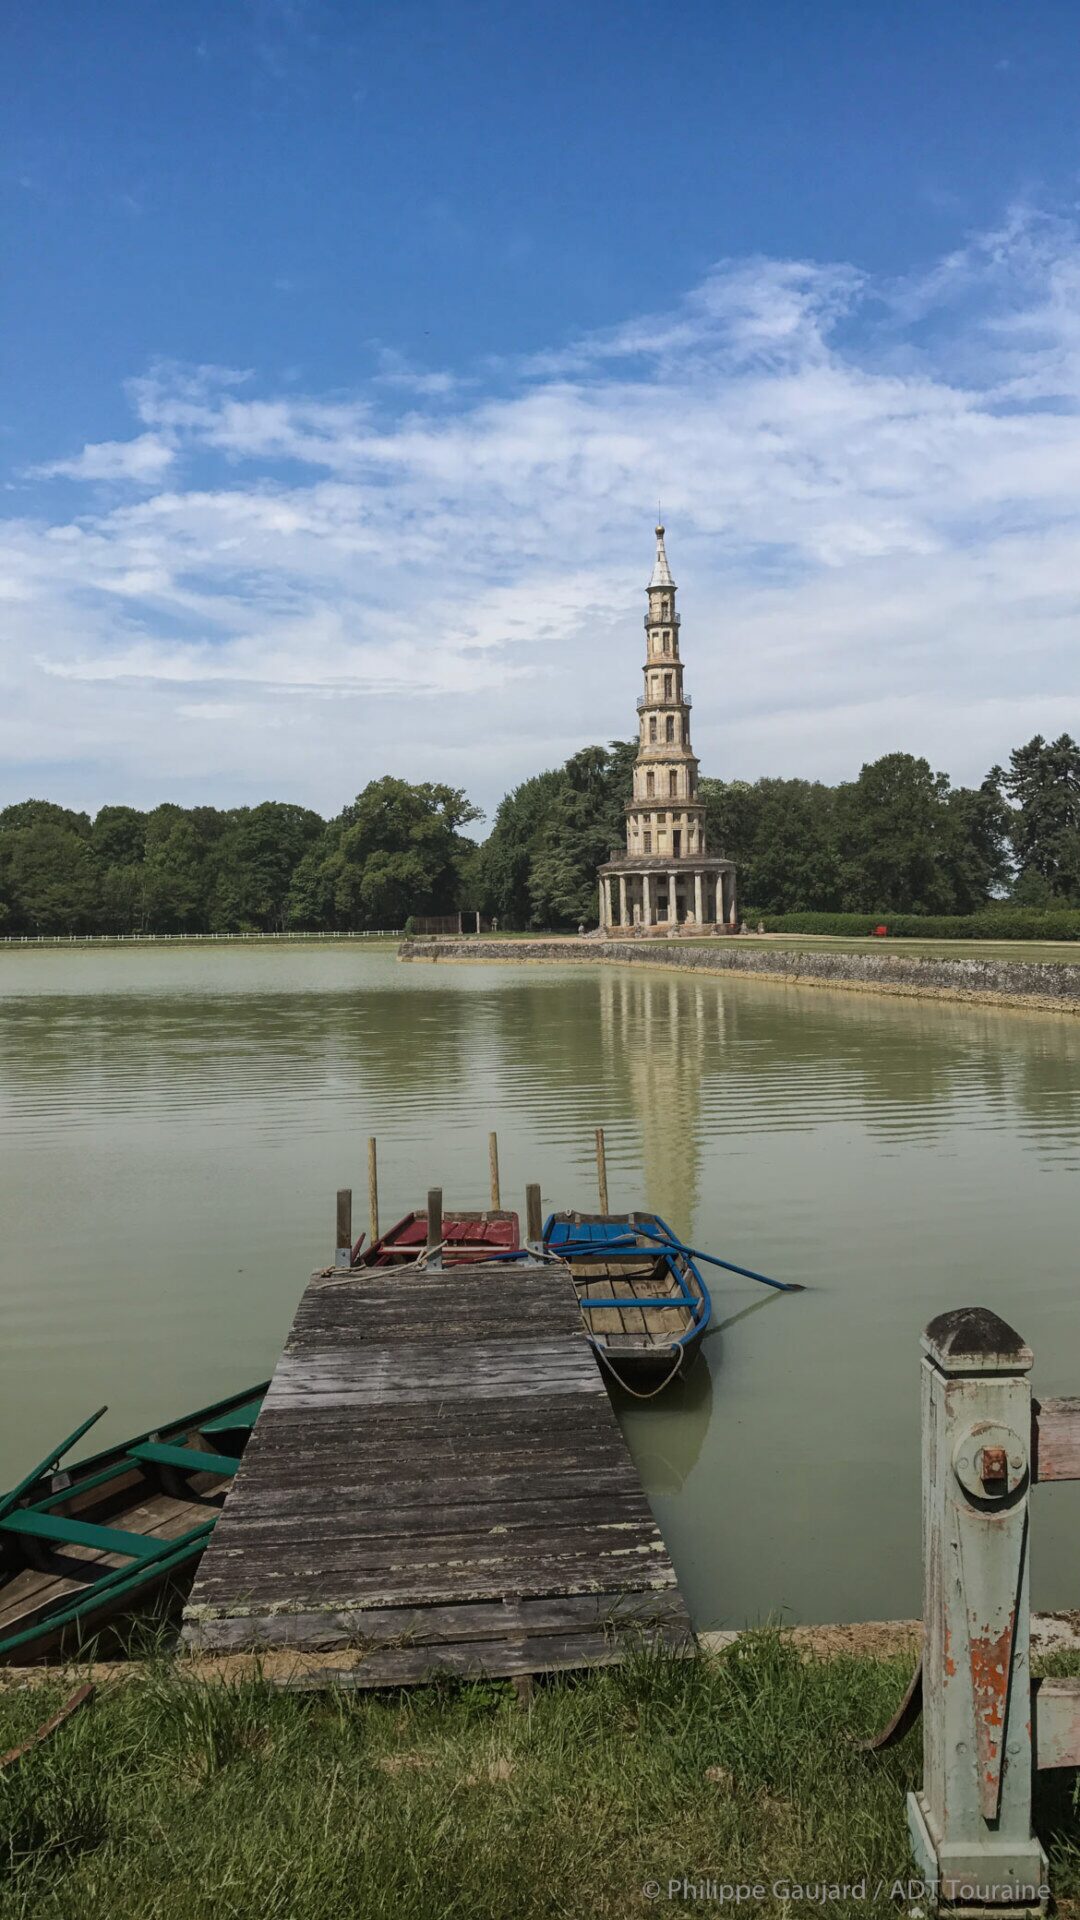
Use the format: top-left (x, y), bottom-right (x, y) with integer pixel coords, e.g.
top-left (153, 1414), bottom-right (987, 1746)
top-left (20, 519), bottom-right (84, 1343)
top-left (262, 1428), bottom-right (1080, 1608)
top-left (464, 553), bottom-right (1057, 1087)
top-left (398, 938), bottom-right (1080, 1012)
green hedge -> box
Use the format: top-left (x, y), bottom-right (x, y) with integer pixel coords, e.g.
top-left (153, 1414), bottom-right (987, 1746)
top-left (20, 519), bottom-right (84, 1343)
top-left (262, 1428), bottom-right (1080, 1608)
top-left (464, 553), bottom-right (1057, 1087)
top-left (752, 909), bottom-right (1080, 941)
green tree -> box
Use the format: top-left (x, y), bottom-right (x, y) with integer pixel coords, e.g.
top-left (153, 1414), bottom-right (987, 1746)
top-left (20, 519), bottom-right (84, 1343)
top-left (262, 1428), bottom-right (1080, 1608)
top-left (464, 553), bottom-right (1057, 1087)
top-left (699, 779), bottom-right (760, 872)
top-left (289, 779), bottom-right (481, 930)
top-left (91, 806), bottom-right (147, 867)
top-left (209, 803), bottom-right (324, 931)
top-left (835, 754), bottom-right (956, 914)
top-left (528, 742), bottom-right (636, 928)
top-left (91, 806), bottom-right (149, 933)
top-left (140, 806), bottom-right (217, 932)
top-left (997, 734), bottom-right (1080, 905)
top-left (474, 769), bottom-right (565, 928)
top-left (702, 778), bottom-right (840, 912)
top-left (0, 821), bottom-right (100, 933)
top-left (286, 833), bottom-right (340, 930)
top-left (0, 800), bottom-right (92, 838)
top-left (941, 778), bottom-right (1012, 913)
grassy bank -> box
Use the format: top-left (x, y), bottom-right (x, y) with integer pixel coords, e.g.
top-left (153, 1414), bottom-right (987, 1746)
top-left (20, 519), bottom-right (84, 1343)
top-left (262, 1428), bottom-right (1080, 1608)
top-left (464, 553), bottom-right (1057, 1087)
top-left (2, 1638), bottom-right (1079, 1919)
top-left (754, 910), bottom-right (1080, 942)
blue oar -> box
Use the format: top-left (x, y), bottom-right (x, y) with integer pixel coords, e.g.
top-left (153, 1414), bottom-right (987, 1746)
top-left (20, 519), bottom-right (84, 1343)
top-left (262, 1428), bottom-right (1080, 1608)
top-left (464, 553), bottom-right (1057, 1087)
top-left (632, 1223), bottom-right (804, 1293)
top-left (549, 1227), bottom-right (803, 1294)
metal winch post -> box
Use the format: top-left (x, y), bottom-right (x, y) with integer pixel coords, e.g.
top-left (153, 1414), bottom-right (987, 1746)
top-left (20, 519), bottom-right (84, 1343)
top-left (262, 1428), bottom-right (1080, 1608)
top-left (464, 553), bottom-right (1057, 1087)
top-left (909, 1307), bottom-right (1046, 1912)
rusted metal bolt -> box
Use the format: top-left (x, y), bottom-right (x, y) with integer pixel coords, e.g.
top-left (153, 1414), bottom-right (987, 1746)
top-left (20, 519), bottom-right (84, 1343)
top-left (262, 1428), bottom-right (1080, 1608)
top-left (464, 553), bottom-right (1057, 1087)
top-left (979, 1445), bottom-right (1008, 1483)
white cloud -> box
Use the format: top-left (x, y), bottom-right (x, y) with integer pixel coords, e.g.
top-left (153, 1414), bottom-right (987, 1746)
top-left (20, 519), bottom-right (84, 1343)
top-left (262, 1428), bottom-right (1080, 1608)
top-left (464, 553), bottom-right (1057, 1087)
top-left (5, 205), bottom-right (1080, 816)
top-left (33, 433), bottom-right (176, 483)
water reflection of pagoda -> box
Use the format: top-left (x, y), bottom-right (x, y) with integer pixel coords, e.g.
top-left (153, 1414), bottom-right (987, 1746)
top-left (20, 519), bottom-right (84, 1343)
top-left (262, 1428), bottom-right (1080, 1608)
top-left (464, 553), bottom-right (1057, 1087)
top-left (598, 967), bottom-right (715, 1233)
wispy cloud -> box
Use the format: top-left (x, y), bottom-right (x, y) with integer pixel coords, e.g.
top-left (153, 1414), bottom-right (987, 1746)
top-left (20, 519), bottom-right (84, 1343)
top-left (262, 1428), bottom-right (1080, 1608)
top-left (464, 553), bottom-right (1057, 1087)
top-left (32, 433), bottom-right (176, 484)
top-left (6, 204), bottom-right (1080, 814)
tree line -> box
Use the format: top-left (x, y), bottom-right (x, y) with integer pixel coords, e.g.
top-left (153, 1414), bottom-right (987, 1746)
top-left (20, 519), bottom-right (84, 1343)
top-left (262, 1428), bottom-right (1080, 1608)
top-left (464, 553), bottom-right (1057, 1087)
top-left (475, 734), bottom-right (1080, 926)
top-left (0, 782), bottom-right (478, 936)
top-left (1, 735), bottom-right (1078, 936)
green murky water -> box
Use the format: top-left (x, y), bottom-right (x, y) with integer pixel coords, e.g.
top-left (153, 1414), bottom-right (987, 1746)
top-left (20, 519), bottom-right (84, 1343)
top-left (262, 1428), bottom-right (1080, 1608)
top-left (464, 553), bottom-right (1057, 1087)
top-left (2, 945), bottom-right (1078, 1628)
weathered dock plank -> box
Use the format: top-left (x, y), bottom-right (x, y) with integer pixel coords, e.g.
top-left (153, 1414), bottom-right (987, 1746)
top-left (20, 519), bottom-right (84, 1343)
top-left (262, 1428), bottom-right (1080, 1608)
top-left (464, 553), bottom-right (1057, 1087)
top-left (183, 1262), bottom-right (692, 1684)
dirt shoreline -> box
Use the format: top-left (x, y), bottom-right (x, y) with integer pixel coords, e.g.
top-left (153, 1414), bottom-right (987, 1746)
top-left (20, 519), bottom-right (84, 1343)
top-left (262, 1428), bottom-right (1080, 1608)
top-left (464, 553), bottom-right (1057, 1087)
top-left (399, 936), bottom-right (1080, 1014)
top-left (5, 1613), bottom-right (1079, 1693)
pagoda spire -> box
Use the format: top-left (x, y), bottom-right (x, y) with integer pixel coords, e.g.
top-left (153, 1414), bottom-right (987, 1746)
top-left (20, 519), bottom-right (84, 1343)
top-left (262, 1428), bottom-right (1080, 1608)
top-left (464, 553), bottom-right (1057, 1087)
top-left (649, 522), bottom-right (674, 590)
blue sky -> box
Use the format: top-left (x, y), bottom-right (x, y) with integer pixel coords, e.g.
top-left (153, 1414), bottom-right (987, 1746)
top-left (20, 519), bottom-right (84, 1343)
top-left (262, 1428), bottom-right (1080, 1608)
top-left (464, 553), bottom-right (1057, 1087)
top-left (4, 1), bottom-right (1080, 820)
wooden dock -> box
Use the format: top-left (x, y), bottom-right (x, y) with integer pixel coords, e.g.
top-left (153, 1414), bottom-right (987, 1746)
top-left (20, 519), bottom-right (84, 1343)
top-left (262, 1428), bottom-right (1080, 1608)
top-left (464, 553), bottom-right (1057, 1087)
top-left (182, 1259), bottom-right (692, 1685)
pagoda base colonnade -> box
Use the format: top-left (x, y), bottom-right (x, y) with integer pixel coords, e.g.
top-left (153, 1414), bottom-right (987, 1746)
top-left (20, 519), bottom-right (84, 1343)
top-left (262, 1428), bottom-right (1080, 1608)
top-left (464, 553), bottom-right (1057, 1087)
top-left (597, 861), bottom-right (737, 932)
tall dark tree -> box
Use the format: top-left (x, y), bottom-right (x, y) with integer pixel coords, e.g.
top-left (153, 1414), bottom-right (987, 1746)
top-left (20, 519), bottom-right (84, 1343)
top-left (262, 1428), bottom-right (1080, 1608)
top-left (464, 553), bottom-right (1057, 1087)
top-left (140, 806), bottom-right (218, 932)
top-left (702, 778), bottom-right (840, 913)
top-left (474, 769), bottom-right (564, 928)
top-left (0, 821), bottom-right (100, 933)
top-left (289, 779), bottom-right (481, 930)
top-left (0, 800), bottom-right (92, 838)
top-left (209, 803), bottom-right (324, 931)
top-left (528, 742), bottom-right (636, 928)
top-left (996, 734), bottom-right (1080, 905)
top-left (92, 806), bottom-right (149, 934)
top-left (941, 778), bottom-right (1012, 913)
top-left (91, 806), bottom-right (147, 867)
top-left (835, 753), bottom-right (956, 914)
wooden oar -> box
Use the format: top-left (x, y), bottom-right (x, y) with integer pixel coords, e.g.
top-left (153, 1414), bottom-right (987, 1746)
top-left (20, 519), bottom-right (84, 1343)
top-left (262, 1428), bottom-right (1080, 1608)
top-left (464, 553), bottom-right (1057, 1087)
top-left (0, 1407), bottom-right (108, 1524)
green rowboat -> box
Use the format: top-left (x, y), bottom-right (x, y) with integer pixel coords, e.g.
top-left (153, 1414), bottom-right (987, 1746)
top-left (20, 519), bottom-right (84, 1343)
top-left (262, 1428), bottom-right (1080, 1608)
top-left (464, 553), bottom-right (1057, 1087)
top-left (0, 1382), bottom-right (267, 1662)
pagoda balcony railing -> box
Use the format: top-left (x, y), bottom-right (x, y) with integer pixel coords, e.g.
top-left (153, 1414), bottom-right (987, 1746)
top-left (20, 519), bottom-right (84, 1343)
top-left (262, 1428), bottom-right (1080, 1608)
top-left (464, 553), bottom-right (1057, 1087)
top-left (644, 612), bottom-right (680, 627)
top-left (637, 694), bottom-right (691, 711)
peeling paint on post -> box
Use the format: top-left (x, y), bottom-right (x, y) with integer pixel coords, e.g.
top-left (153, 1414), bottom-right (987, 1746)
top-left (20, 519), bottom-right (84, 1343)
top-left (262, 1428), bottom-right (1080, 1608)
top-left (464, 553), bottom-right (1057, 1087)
top-left (909, 1307), bottom-right (1047, 1912)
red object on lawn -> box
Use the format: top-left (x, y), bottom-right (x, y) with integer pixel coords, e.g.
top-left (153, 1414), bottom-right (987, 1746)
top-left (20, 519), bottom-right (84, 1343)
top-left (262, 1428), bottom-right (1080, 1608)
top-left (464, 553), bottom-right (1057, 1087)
top-left (351, 1209), bottom-right (520, 1268)
top-left (874, 924), bottom-right (887, 937)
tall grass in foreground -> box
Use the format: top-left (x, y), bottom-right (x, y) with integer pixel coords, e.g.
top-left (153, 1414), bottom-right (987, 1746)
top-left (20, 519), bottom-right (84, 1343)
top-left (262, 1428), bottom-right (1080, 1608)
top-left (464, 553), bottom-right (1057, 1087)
top-left (1, 1635), bottom-right (1078, 1919)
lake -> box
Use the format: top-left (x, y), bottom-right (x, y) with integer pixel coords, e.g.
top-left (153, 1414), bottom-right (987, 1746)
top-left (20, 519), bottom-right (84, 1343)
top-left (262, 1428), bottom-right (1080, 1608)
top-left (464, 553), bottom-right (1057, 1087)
top-left (2, 943), bottom-right (1078, 1629)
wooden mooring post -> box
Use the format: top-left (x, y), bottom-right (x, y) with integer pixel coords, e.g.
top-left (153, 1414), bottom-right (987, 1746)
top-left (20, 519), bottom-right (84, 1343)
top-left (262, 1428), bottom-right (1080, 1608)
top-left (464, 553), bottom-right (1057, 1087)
top-left (488, 1131), bottom-right (501, 1210)
top-left (335, 1189), bottom-right (353, 1269)
top-left (525, 1182), bottom-right (543, 1246)
top-left (594, 1127), bottom-right (609, 1213)
top-left (367, 1138), bottom-right (379, 1246)
top-left (907, 1307), bottom-right (1080, 1914)
top-left (426, 1187), bottom-right (443, 1266)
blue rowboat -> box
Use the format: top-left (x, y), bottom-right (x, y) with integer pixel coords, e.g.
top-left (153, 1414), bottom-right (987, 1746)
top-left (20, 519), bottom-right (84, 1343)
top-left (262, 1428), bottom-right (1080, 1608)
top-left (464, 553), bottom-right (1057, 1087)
top-left (543, 1211), bottom-right (711, 1391)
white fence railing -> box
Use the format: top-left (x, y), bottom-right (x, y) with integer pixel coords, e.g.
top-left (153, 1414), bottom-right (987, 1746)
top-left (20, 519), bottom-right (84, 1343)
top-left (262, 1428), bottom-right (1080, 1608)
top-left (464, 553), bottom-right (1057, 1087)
top-left (0, 930), bottom-right (404, 948)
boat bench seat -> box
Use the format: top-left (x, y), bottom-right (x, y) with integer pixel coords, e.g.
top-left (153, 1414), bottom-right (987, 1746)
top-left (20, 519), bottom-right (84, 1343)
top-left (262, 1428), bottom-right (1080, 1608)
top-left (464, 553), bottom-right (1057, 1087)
top-left (128, 1441), bottom-right (239, 1477)
top-left (200, 1398), bottom-right (263, 1435)
top-left (0, 1510), bottom-right (167, 1558)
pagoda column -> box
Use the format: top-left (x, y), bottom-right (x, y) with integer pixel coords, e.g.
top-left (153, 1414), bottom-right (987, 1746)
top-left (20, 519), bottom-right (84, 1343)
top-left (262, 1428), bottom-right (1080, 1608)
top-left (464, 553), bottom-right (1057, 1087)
top-left (642, 873), bottom-right (653, 926)
top-left (694, 871), bottom-right (703, 925)
top-left (618, 875), bottom-right (628, 927)
top-left (598, 878), bottom-right (606, 930)
top-left (668, 871), bottom-right (677, 924)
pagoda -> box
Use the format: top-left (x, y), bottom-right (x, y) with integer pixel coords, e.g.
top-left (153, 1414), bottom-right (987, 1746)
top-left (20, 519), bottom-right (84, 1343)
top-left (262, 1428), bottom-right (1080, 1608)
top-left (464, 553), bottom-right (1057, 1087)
top-left (598, 524), bottom-right (736, 932)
